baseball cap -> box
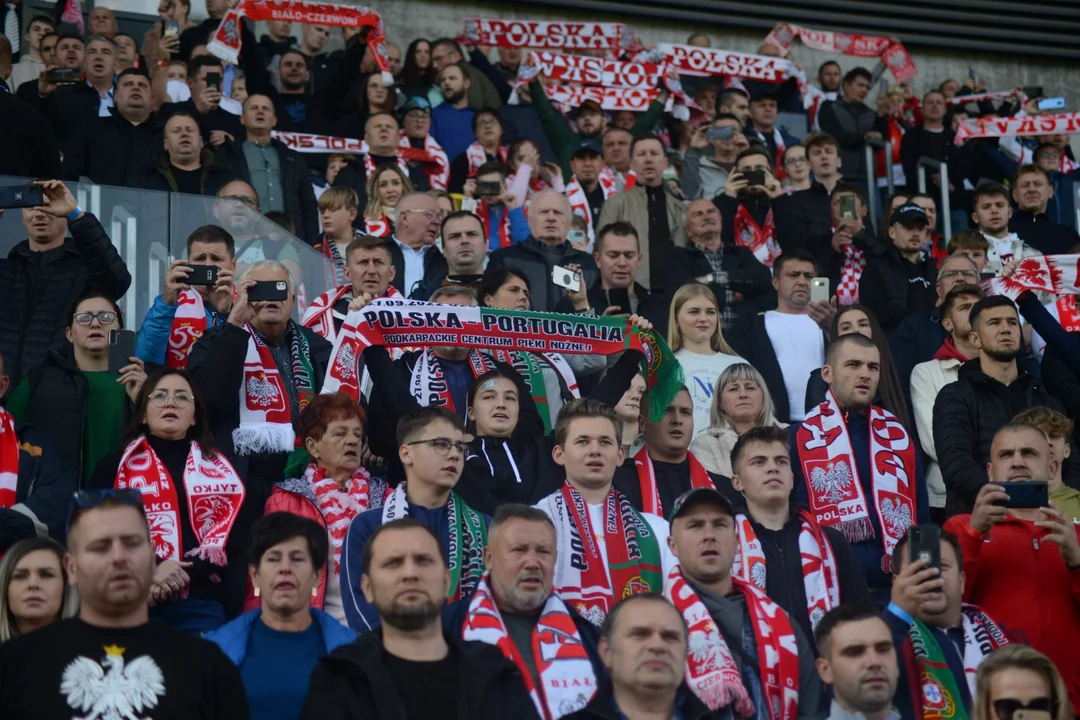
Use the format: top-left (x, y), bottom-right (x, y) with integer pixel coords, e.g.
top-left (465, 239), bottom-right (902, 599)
top-left (572, 99), bottom-right (603, 118)
top-left (401, 96), bottom-right (431, 115)
top-left (890, 202), bottom-right (930, 227)
top-left (570, 138), bottom-right (603, 158)
top-left (669, 487), bottom-right (736, 527)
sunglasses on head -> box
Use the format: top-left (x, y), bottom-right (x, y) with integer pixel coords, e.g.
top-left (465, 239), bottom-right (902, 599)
top-left (992, 697), bottom-right (1055, 720)
top-left (65, 488), bottom-right (144, 534)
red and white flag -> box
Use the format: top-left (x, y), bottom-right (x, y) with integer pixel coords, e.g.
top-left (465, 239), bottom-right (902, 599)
top-left (763, 23), bottom-right (916, 82)
top-left (954, 112), bottom-right (1080, 145)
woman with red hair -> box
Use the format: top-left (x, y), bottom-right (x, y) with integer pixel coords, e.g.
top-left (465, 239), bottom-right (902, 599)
top-left (244, 392), bottom-right (386, 623)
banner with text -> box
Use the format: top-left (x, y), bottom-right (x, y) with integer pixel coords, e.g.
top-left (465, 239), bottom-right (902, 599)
top-left (763, 23), bottom-right (916, 82)
top-left (954, 112), bottom-right (1080, 144)
top-left (459, 18), bottom-right (640, 53)
top-left (651, 44), bottom-right (796, 84)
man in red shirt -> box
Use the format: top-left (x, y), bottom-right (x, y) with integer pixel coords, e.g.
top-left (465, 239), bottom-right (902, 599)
top-left (944, 422), bottom-right (1080, 710)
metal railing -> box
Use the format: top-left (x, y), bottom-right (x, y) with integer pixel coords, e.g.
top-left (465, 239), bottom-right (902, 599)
top-left (864, 138), bottom-right (895, 231)
top-left (917, 157), bottom-right (953, 241)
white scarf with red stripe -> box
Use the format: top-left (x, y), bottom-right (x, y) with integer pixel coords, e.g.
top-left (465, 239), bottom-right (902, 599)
top-left (477, 200), bottom-right (515, 249)
top-left (664, 567), bottom-right (800, 719)
top-left (364, 152), bottom-right (409, 182)
top-left (733, 510), bottom-right (840, 631)
top-left (751, 126), bottom-right (787, 179)
top-left (796, 390), bottom-right (917, 566)
top-left (466, 143), bottom-right (508, 177)
top-left (463, 576), bottom-right (596, 719)
top-left (734, 204), bottom-right (780, 268)
top-left (364, 216), bottom-right (392, 237)
top-left (115, 436), bottom-right (244, 566)
top-left (633, 447), bottom-right (713, 517)
top-left (233, 324), bottom-right (311, 455)
top-left (835, 234), bottom-right (867, 306)
top-left (0, 409), bottom-right (19, 509)
top-left (411, 348), bottom-right (495, 412)
top-left (565, 172), bottom-right (616, 243)
top-left (1056, 295), bottom-right (1080, 333)
top-left (167, 289), bottom-right (209, 368)
top-left (398, 132), bottom-right (449, 190)
top-left (302, 285), bottom-right (401, 343)
top-left (307, 463), bottom-right (373, 574)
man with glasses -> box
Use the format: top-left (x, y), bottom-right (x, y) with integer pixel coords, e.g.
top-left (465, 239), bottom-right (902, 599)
top-left (212, 180), bottom-right (303, 275)
top-left (340, 406), bottom-right (489, 632)
top-left (0, 490), bottom-right (247, 719)
top-left (385, 192), bottom-right (447, 299)
top-left (140, 112), bottom-right (233, 195)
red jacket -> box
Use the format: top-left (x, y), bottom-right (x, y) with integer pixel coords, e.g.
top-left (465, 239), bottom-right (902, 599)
top-left (944, 514), bottom-right (1080, 710)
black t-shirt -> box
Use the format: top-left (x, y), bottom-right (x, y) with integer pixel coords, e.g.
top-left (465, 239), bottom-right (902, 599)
top-left (171, 166), bottom-right (203, 195)
top-left (383, 646), bottom-right (460, 720)
top-left (0, 617), bottom-right (248, 720)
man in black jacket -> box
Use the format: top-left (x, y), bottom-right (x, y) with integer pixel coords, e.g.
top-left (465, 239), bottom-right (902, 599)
top-left (489, 190), bottom-right (598, 313)
top-left (62, 68), bottom-right (163, 187)
top-left (933, 296), bottom-right (1067, 516)
top-left (159, 55), bottom-right (243, 148)
top-left (0, 180), bottom-right (130, 383)
top-left (775, 132), bottom-right (845, 251)
top-left (213, 94), bottom-right (320, 243)
top-left (1009, 164), bottom-right (1080, 255)
top-left (713, 146), bottom-right (784, 269)
top-left (333, 112), bottom-right (406, 212)
top-left (859, 202), bottom-right (937, 335)
top-left (817, 67), bottom-right (889, 183)
top-left (810, 185), bottom-right (887, 305)
top-left (139, 112), bottom-right (234, 195)
top-left (301, 519), bottom-right (540, 720)
top-left (0, 35), bottom-right (61, 179)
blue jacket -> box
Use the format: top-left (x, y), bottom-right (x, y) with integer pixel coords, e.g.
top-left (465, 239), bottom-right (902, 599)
top-left (135, 295), bottom-right (229, 367)
top-left (206, 608), bottom-right (356, 666)
top-left (483, 204), bottom-right (530, 250)
top-left (791, 411), bottom-right (929, 589)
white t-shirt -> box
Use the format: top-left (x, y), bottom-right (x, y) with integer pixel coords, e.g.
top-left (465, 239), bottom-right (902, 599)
top-left (764, 311), bottom-right (825, 422)
top-left (675, 349), bottom-right (747, 437)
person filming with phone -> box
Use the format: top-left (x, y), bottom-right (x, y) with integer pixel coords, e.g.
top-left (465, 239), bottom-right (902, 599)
top-left (943, 423), bottom-right (1080, 713)
top-left (714, 145), bottom-right (784, 270)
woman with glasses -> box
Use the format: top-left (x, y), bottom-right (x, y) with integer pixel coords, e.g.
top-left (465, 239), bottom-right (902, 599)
top-left (781, 145), bottom-right (812, 193)
top-left (7, 291), bottom-right (146, 487)
top-left (89, 367), bottom-right (246, 634)
top-left (0, 537), bottom-right (78, 643)
top-left (972, 645), bottom-right (1073, 720)
top-left (363, 164), bottom-right (413, 237)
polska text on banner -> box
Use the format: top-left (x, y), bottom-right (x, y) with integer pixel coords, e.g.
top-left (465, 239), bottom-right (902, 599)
top-left (954, 112), bottom-right (1080, 145)
top-left (270, 132), bottom-right (444, 172)
top-left (653, 44), bottom-right (796, 84)
top-left (762, 23), bottom-right (917, 83)
top-left (458, 18), bottom-right (640, 53)
top-left (541, 84), bottom-right (664, 112)
top-left (517, 50), bottom-right (670, 89)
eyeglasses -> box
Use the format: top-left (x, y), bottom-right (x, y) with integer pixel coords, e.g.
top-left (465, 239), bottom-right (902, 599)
top-left (784, 157), bottom-right (809, 166)
top-left (402, 209), bottom-right (441, 222)
top-left (149, 389), bottom-right (193, 408)
top-left (939, 269), bottom-right (980, 280)
top-left (406, 438), bottom-right (467, 456)
top-left (66, 488), bottom-right (144, 534)
top-left (221, 195), bottom-right (258, 208)
top-left (992, 697), bottom-right (1054, 720)
top-left (73, 311), bottom-right (117, 326)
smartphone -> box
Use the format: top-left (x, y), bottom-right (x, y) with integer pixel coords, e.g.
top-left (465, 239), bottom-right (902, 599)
top-left (247, 280), bottom-right (289, 302)
top-left (907, 524), bottom-right (942, 571)
top-left (0, 185), bottom-right (45, 210)
top-left (551, 265), bottom-right (581, 293)
top-left (108, 330), bottom-right (137, 375)
top-left (706, 125), bottom-right (736, 141)
top-left (839, 195), bottom-right (857, 221)
top-left (999, 480), bottom-right (1049, 509)
top-left (185, 264), bottom-right (218, 286)
top-left (608, 288), bottom-right (632, 315)
top-left (1021, 86), bottom-right (1044, 99)
top-left (968, 66), bottom-right (977, 81)
top-left (811, 277), bottom-right (830, 303)
top-left (1037, 97), bottom-right (1065, 111)
top-left (742, 169), bottom-right (766, 187)
top-left (206, 71), bottom-right (222, 92)
top-left (45, 67), bottom-right (82, 84)
top-left (567, 229), bottom-right (587, 246)
top-left (162, 20), bottom-right (180, 39)
top-left (476, 180), bottom-right (502, 197)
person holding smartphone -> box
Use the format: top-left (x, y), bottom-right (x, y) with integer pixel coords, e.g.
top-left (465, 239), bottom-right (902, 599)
top-left (461, 162), bottom-right (528, 251)
top-left (715, 146), bottom-right (785, 269)
top-left (681, 114), bottom-right (748, 201)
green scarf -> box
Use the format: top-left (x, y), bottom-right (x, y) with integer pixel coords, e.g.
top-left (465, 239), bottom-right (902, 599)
top-left (908, 618), bottom-right (969, 720)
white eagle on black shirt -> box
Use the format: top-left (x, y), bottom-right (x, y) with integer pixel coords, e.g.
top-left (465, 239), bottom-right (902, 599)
top-left (60, 644), bottom-right (165, 720)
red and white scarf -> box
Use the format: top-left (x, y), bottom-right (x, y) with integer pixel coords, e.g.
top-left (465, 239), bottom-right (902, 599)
top-left (796, 390), bottom-right (917, 566)
top-left (653, 43), bottom-right (796, 83)
top-left (633, 447), bottom-right (713, 517)
top-left (167, 289), bottom-right (209, 368)
top-left (410, 348), bottom-right (495, 412)
top-left (762, 23), bottom-right (916, 82)
top-left (0, 409), bottom-right (19, 509)
top-left (750, 126), bottom-right (787, 179)
top-left (115, 436), bottom-right (244, 566)
top-left (986, 254), bottom-right (1080, 299)
top-left (835, 236), bottom-right (867, 306)
top-left (302, 285), bottom-right (400, 343)
top-left (463, 576), bottom-right (597, 719)
top-left (477, 200), bottom-right (515, 249)
top-left (945, 89), bottom-right (1019, 107)
top-left (466, 143), bottom-right (508, 177)
top-left (208, 0), bottom-right (392, 84)
top-left (307, 463), bottom-right (373, 574)
top-left (233, 324), bottom-right (309, 455)
top-left (955, 112), bottom-right (1080, 145)
top-left (1057, 295), bottom-right (1080, 333)
top-left (364, 216), bottom-right (392, 237)
top-left (960, 605), bottom-right (1010, 694)
top-left (733, 510), bottom-right (840, 631)
top-left (364, 151), bottom-right (410, 183)
top-left (566, 172), bottom-right (616, 243)
top-left (734, 205), bottom-right (781, 268)
top-left (398, 131), bottom-right (449, 191)
top-left (541, 84), bottom-right (665, 113)
top-left (459, 18), bottom-right (640, 53)
top-left (664, 567), bottom-right (800, 719)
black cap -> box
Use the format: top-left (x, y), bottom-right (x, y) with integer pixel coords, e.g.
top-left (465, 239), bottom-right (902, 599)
top-left (890, 202), bottom-right (930, 227)
top-left (400, 96), bottom-right (431, 115)
top-left (572, 98), bottom-right (603, 118)
top-left (669, 487), bottom-right (736, 527)
top-left (570, 138), bottom-right (603, 158)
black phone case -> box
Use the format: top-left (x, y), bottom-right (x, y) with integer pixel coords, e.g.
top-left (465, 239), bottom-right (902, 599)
top-left (247, 281), bottom-right (288, 302)
top-left (108, 330), bottom-right (137, 374)
top-left (908, 525), bottom-right (942, 570)
top-left (0, 185), bottom-right (44, 210)
top-left (1003, 481), bottom-right (1049, 509)
top-left (186, 264), bottom-right (218, 286)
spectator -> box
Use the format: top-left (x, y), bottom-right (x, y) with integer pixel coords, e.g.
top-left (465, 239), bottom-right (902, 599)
top-left (908, 191), bottom-right (944, 257)
top-left (555, 221), bottom-right (654, 317)
top-left (886, 529), bottom-right (1010, 719)
top-left (0, 489), bottom-right (247, 717)
top-left (386, 42), bottom-right (403, 78)
top-left (970, 183), bottom-right (1041, 274)
top-left (0, 537), bottom-right (77, 642)
top-left (806, 61), bottom-right (841, 130)
top-left (216, 181), bottom-right (303, 277)
top-left (137, 226), bottom-right (236, 369)
top-left (534, 398), bottom-right (675, 625)
top-left (341, 406), bottom-right (488, 631)
top-left (943, 423), bottom-right (1080, 712)
top-left (714, 145), bottom-right (785, 270)
top-left (859, 202), bottom-right (937, 335)
top-left (933, 296), bottom-right (1064, 516)
top-left (7, 14), bottom-right (54, 91)
top-left (973, 645), bottom-right (1074, 720)
top-left (208, 513), bottom-right (357, 720)
top-left (178, 0), bottom-right (233, 59)
top-left (463, 161), bottom-right (529, 250)
top-left (430, 38), bottom-right (502, 110)
top-left (360, 164), bottom-right (412, 238)
top-left (267, 49), bottom-right (315, 131)
top-left (384, 192), bottom-right (448, 299)
top-left (303, 235), bottom-right (398, 343)
top-left (806, 185), bottom-right (885, 306)
top-left (727, 250), bottom-right (832, 423)
top-left (1012, 407), bottom-right (1080, 522)
top-left (689, 362), bottom-right (787, 477)
top-left (910, 283), bottom-right (984, 520)
top-left (304, 518), bottom-right (537, 719)
top-left (448, 504), bottom-right (605, 717)
top-left (777, 132), bottom-right (846, 249)
top-left (793, 334), bottom-right (927, 599)
top-left (946, 229), bottom-right (989, 272)
top-left (664, 486), bottom-right (823, 716)
top-left (425, 211), bottom-right (490, 299)
top-left (332, 112), bottom-right (405, 211)
top-left (562, 594), bottom-right (709, 720)
top-left (489, 190), bottom-right (597, 313)
top-left (717, 87), bottom-right (750, 127)
top-left (28, 35), bottom-right (117, 153)
top-left (400, 39), bottom-right (436, 98)
top-left (449, 108), bottom-right (507, 192)
top-left (729, 425), bottom-right (869, 645)
top-left (0, 34), bottom-right (61, 179)
top-left (141, 111), bottom-right (233, 195)
top-left (814, 604), bottom-right (901, 720)
top-left (746, 91), bottom-right (800, 179)
top-left (8, 291), bottom-right (144, 487)
top-left (900, 91), bottom-right (954, 196)
top-left (601, 127), bottom-right (634, 188)
top-left (1009, 164), bottom-right (1080, 255)
top-left (315, 186), bottom-right (363, 287)
top-left (254, 19), bottom-right (293, 70)
top-left (817, 67), bottom-right (889, 182)
top-left (62, 68), bottom-right (162, 188)
top-left (160, 55), bottom-right (245, 146)
top-left (681, 113), bottom-right (748, 201)
top-left (14, 31), bottom-right (80, 98)
top-left (598, 135), bottom-right (687, 292)
top-left (565, 139), bottom-right (615, 242)
top-left (0, 180), bottom-right (130, 383)
top-left (430, 63), bottom-right (476, 162)
top-left (213, 94), bottom-right (320, 244)
top-left (88, 7), bottom-right (118, 37)
top-left (781, 144), bottom-right (812, 192)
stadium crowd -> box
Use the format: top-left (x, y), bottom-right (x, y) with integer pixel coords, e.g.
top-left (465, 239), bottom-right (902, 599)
top-left (1, 1), bottom-right (1080, 719)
